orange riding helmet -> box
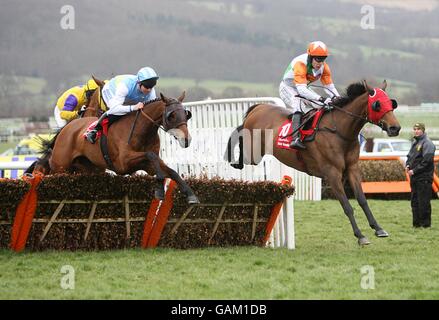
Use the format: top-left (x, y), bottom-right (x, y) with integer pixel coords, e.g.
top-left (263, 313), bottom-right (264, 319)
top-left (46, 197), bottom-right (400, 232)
top-left (307, 41), bottom-right (329, 57)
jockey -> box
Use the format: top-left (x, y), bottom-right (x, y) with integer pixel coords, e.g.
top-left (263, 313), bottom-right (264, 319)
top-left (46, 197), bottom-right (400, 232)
top-left (54, 78), bottom-right (101, 128)
top-left (279, 41), bottom-right (340, 149)
top-left (85, 66), bottom-right (159, 144)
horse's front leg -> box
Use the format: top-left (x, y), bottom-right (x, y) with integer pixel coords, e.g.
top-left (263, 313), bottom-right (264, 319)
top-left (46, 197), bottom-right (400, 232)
top-left (123, 151), bottom-right (165, 199)
top-left (347, 164), bottom-right (389, 238)
top-left (144, 152), bottom-right (199, 204)
top-left (325, 167), bottom-right (370, 245)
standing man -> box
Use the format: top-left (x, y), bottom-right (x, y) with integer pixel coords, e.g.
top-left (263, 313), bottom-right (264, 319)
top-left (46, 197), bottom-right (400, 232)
top-left (406, 123), bottom-right (436, 228)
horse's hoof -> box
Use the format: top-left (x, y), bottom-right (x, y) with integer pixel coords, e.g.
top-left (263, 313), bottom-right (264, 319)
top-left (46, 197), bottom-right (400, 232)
top-left (375, 229), bottom-right (389, 237)
top-left (358, 237), bottom-right (371, 246)
top-left (187, 195), bottom-right (200, 204)
top-left (231, 163), bottom-right (244, 170)
top-left (154, 190), bottom-right (165, 200)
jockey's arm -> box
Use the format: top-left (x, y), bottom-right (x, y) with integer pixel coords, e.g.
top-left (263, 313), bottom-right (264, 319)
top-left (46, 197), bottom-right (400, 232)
top-left (324, 83), bottom-right (340, 98)
top-left (321, 64), bottom-right (340, 98)
top-left (293, 62), bottom-right (323, 103)
top-left (105, 83), bottom-right (136, 116)
top-left (59, 94), bottom-right (80, 121)
top-left (296, 83), bottom-right (322, 102)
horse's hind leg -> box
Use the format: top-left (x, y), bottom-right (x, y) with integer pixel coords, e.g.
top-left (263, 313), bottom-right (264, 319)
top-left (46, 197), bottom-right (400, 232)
top-left (347, 164), bottom-right (389, 237)
top-left (49, 152), bottom-right (73, 173)
top-left (325, 168), bottom-right (370, 245)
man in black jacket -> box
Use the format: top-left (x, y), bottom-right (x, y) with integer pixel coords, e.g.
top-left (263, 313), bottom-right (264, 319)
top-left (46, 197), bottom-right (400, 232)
top-left (406, 123), bottom-right (436, 228)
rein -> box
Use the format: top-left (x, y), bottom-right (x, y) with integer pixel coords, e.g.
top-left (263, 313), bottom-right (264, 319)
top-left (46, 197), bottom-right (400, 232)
top-left (137, 100), bottom-right (184, 133)
top-left (140, 108), bottom-right (166, 132)
top-left (306, 84), bottom-right (388, 130)
top-left (295, 94), bottom-right (368, 142)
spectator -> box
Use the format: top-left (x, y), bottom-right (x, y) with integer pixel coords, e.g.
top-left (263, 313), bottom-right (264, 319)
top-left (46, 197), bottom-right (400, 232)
top-left (406, 122), bottom-right (436, 228)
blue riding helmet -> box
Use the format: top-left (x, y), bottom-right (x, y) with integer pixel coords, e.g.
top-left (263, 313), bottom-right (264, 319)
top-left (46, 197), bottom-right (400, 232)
top-left (137, 67), bottom-right (159, 82)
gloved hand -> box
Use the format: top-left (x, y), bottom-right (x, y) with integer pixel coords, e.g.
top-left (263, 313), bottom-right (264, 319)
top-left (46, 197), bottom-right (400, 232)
top-left (331, 95), bottom-right (341, 104)
top-left (323, 97), bottom-right (332, 105)
top-left (78, 105), bottom-right (87, 117)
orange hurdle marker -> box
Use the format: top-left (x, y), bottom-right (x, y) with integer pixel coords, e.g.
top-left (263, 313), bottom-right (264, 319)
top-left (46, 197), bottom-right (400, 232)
top-left (262, 175), bottom-right (293, 246)
top-left (141, 179), bottom-right (177, 248)
top-left (10, 171), bottom-right (44, 252)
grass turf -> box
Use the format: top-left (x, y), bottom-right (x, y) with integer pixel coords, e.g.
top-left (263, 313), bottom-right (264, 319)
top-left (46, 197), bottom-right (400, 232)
top-left (0, 199), bottom-right (438, 299)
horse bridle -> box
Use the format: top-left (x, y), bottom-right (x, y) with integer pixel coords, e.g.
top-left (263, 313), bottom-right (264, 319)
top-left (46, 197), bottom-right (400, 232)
top-left (297, 93), bottom-right (388, 139)
top-left (139, 99), bottom-right (188, 132)
top-left (306, 84), bottom-right (386, 127)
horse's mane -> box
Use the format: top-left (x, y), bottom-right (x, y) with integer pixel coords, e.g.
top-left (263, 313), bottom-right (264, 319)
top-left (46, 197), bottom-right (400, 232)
top-left (143, 97), bottom-right (162, 106)
top-left (332, 82), bottom-right (367, 108)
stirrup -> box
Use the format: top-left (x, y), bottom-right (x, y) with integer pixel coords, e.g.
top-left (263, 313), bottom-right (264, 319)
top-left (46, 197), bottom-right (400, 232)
top-left (86, 130), bottom-right (97, 144)
top-left (290, 138), bottom-right (306, 150)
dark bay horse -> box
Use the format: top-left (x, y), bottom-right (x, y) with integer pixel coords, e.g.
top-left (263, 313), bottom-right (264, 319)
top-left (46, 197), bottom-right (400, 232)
top-left (30, 91), bottom-right (199, 204)
top-left (225, 80), bottom-right (401, 245)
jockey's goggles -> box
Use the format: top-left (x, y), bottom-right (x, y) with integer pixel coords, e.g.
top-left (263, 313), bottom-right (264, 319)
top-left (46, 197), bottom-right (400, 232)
top-left (312, 56), bottom-right (327, 62)
top-left (140, 78), bottom-right (158, 89)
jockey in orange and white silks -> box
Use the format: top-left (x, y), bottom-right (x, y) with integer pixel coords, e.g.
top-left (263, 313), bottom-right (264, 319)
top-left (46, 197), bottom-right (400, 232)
top-left (279, 41), bottom-right (340, 150)
top-left (85, 66), bottom-right (159, 144)
top-left (280, 41), bottom-right (340, 112)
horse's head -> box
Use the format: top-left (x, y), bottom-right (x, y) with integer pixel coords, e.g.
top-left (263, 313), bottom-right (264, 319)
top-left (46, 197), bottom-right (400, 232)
top-left (160, 91), bottom-right (193, 148)
top-left (363, 80), bottom-right (400, 137)
top-left (91, 75), bottom-right (106, 88)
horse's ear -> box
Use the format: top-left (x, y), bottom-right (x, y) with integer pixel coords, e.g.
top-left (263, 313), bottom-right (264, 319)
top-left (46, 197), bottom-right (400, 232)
top-left (381, 79), bottom-right (387, 91)
top-left (362, 79), bottom-right (374, 95)
top-left (92, 75), bottom-right (105, 88)
top-left (160, 92), bottom-right (169, 104)
top-left (178, 91), bottom-right (186, 103)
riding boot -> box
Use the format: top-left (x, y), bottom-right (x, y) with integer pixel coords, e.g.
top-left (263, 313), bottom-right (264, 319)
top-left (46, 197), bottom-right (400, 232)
top-left (289, 112), bottom-right (306, 150)
top-left (86, 112), bottom-right (108, 144)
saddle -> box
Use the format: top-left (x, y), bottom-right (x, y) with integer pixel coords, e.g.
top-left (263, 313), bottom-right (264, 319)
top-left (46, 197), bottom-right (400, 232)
top-left (82, 118), bottom-right (116, 171)
top-left (83, 118), bottom-right (110, 140)
top-left (298, 109), bottom-right (325, 142)
top-left (276, 109), bottom-right (326, 149)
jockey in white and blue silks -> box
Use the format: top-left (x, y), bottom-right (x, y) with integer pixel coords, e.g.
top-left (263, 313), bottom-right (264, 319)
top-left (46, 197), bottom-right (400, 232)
top-left (85, 66), bottom-right (159, 144)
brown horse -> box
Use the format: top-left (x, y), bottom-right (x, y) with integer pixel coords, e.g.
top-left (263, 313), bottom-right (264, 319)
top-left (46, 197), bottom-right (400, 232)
top-left (81, 76), bottom-right (106, 118)
top-left (225, 80), bottom-right (401, 245)
top-left (29, 90), bottom-right (199, 204)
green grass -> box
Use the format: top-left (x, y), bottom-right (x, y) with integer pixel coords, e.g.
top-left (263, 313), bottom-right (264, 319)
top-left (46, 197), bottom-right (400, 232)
top-left (1, 199), bottom-right (439, 299)
top-left (0, 142), bottom-right (16, 154)
top-left (0, 75), bottom-right (47, 95)
top-left (401, 37), bottom-right (439, 48)
top-left (359, 45), bottom-right (422, 59)
top-left (363, 110), bottom-right (439, 140)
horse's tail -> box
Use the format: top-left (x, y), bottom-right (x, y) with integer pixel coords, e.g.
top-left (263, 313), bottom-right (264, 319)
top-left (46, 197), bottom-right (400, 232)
top-left (224, 124), bottom-right (244, 170)
top-left (24, 160), bottom-right (37, 175)
top-left (24, 131), bottom-right (61, 174)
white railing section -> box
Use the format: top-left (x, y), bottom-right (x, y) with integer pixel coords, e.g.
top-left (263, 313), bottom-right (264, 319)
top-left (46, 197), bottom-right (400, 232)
top-left (183, 97), bottom-right (286, 129)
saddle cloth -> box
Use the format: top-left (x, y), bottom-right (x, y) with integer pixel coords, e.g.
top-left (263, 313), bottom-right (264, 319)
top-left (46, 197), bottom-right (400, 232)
top-left (276, 109), bottom-right (325, 150)
top-left (82, 118), bottom-right (109, 140)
